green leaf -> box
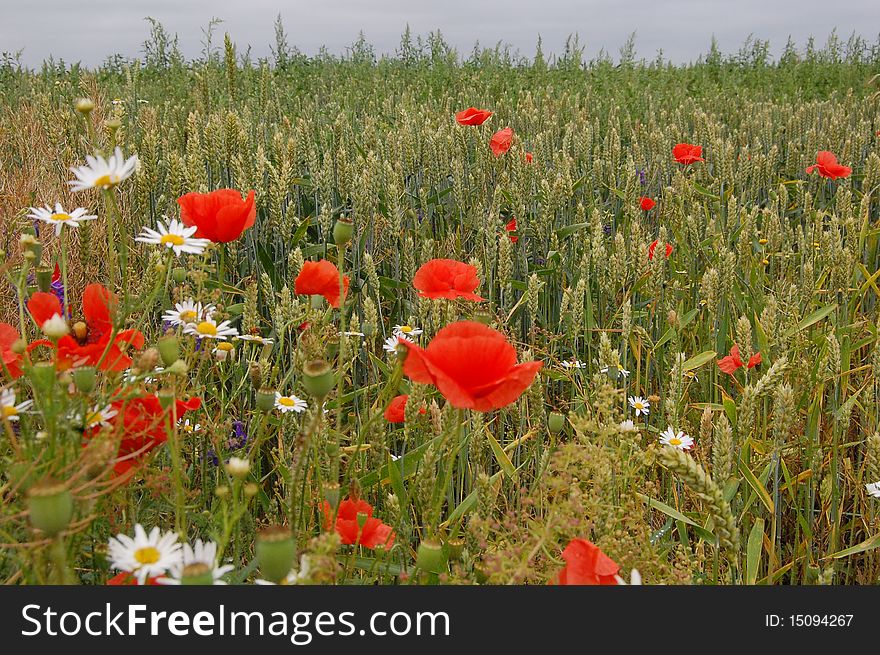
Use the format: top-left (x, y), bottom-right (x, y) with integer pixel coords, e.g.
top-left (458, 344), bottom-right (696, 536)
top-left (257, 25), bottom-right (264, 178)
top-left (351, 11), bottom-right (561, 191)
top-left (782, 304), bottom-right (836, 339)
top-left (485, 429), bottom-right (516, 479)
top-left (681, 350), bottom-right (717, 372)
top-left (828, 532), bottom-right (880, 559)
top-left (739, 460), bottom-right (774, 514)
top-left (746, 519), bottom-right (765, 585)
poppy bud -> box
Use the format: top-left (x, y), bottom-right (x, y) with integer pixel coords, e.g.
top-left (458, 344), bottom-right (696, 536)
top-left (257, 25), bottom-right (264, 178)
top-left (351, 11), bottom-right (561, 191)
top-left (548, 411), bottom-right (566, 435)
top-left (11, 339), bottom-right (26, 355)
top-left (167, 359), bottom-right (188, 376)
top-left (416, 539), bottom-right (447, 574)
top-left (75, 97), bottom-right (95, 114)
top-left (136, 348), bottom-right (160, 373)
top-left (332, 217), bottom-right (354, 247)
top-left (302, 360), bottom-right (334, 399)
top-left (248, 362), bottom-right (262, 389)
top-left (158, 335), bottom-right (179, 367)
top-left (180, 562), bottom-right (214, 586)
top-left (35, 267), bottom-right (53, 292)
top-left (73, 321), bottom-right (88, 341)
top-left (20, 233), bottom-right (42, 261)
top-left (172, 267), bottom-right (187, 283)
top-left (244, 482), bottom-right (259, 498)
top-left (105, 117), bottom-right (122, 131)
top-left (72, 366), bottom-right (97, 393)
top-left (256, 526), bottom-right (296, 583)
top-left (82, 431), bottom-right (117, 478)
top-left (215, 485), bottom-right (230, 498)
top-left (256, 388), bottom-right (277, 412)
top-left (27, 478), bottom-right (73, 537)
top-left (28, 361), bottom-right (56, 395)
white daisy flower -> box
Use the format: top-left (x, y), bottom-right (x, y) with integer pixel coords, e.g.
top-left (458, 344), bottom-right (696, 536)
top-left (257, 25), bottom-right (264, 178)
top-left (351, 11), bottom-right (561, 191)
top-left (69, 147), bottom-right (139, 192)
top-left (135, 218), bottom-right (210, 257)
top-left (628, 396), bottom-right (650, 416)
top-left (158, 539), bottom-right (234, 585)
top-left (183, 312), bottom-right (238, 341)
top-left (561, 359), bottom-right (586, 369)
top-left (866, 482), bottom-right (880, 498)
top-left (255, 555), bottom-right (311, 585)
top-left (393, 324), bottom-right (423, 339)
top-left (178, 418), bottom-right (202, 434)
top-left (614, 569), bottom-right (643, 585)
top-left (619, 367), bottom-right (630, 378)
top-left (659, 426), bottom-right (694, 451)
top-left (163, 299), bottom-right (212, 327)
top-left (212, 341), bottom-right (235, 361)
top-left (236, 334), bottom-right (275, 346)
top-left (28, 203), bottom-right (97, 236)
top-left (83, 404), bottom-right (117, 429)
top-left (275, 392), bottom-right (307, 413)
top-left (619, 419), bottom-right (639, 433)
top-left (1, 388), bottom-right (33, 422)
top-left (383, 335), bottom-right (412, 355)
top-left (107, 524), bottom-right (182, 584)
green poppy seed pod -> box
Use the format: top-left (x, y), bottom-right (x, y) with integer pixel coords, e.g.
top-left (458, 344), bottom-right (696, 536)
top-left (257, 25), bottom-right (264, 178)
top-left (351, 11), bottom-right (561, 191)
top-left (302, 360), bottom-right (334, 399)
top-left (256, 388), bottom-right (277, 412)
top-left (333, 217), bottom-right (354, 247)
top-left (256, 526), bottom-right (296, 583)
top-left (72, 366), bottom-right (97, 394)
top-left (180, 562), bottom-right (215, 586)
top-left (416, 539), bottom-right (447, 574)
top-left (167, 359), bottom-right (188, 376)
top-left (548, 411), bottom-right (566, 435)
top-left (35, 267), bottom-right (53, 292)
top-left (27, 479), bottom-right (73, 537)
top-left (157, 389), bottom-right (176, 410)
top-left (445, 538), bottom-right (465, 562)
top-left (158, 334), bottom-right (180, 367)
top-left (322, 482), bottom-right (340, 509)
top-left (171, 267), bottom-right (187, 283)
top-left (472, 309), bottom-right (492, 325)
top-left (28, 361), bottom-right (56, 395)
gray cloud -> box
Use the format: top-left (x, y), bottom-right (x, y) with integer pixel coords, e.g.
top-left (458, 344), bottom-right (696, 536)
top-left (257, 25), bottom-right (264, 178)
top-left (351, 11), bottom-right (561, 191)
top-left (2, 0), bottom-right (877, 66)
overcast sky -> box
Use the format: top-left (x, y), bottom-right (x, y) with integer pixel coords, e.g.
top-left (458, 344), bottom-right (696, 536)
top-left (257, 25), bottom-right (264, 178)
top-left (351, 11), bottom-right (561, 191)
top-left (2, 0), bottom-right (877, 67)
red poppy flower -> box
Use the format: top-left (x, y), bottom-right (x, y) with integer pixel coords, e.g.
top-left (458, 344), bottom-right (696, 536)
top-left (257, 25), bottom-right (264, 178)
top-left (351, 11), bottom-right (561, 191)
top-left (107, 572), bottom-right (160, 585)
top-left (552, 538), bottom-right (620, 585)
top-left (0, 323), bottom-right (23, 379)
top-left (384, 394), bottom-right (426, 423)
top-left (717, 344), bottom-right (761, 375)
top-left (294, 260), bottom-right (350, 308)
top-left (400, 321), bottom-right (543, 412)
top-left (505, 217), bottom-right (518, 243)
top-left (524, 152), bottom-right (534, 163)
top-left (490, 127), bottom-right (514, 157)
top-left (412, 259), bottom-right (484, 302)
top-left (672, 143), bottom-right (704, 165)
top-left (639, 197), bottom-right (656, 211)
top-left (104, 394), bottom-right (201, 475)
top-left (28, 284), bottom-right (144, 372)
top-left (178, 189), bottom-right (256, 243)
top-left (805, 151), bottom-right (852, 180)
top-left (455, 107), bottom-right (493, 126)
top-left (322, 497), bottom-right (396, 549)
top-left (648, 240), bottom-right (673, 260)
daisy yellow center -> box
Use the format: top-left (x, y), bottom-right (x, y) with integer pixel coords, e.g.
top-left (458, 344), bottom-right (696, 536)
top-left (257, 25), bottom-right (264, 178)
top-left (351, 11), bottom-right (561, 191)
top-left (85, 411), bottom-right (103, 425)
top-left (634, 402), bottom-right (644, 409)
top-left (196, 321), bottom-right (218, 336)
top-left (180, 310), bottom-right (197, 322)
top-left (2, 406), bottom-right (18, 418)
top-left (134, 546), bottom-right (161, 565)
top-left (160, 233), bottom-right (186, 246)
top-left (669, 437), bottom-right (682, 446)
top-left (50, 212), bottom-right (72, 222)
top-left (93, 173), bottom-right (119, 188)
top-left (278, 397), bottom-right (296, 407)
top-left (399, 325), bottom-right (413, 333)
top-left (217, 342), bottom-right (234, 352)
